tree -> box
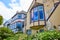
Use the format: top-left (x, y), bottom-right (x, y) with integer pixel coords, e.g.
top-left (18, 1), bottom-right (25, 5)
top-left (0, 15), bottom-right (3, 25)
top-left (0, 27), bottom-right (14, 40)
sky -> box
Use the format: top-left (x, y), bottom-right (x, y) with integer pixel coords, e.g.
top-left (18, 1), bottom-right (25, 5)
top-left (0, 0), bottom-right (33, 21)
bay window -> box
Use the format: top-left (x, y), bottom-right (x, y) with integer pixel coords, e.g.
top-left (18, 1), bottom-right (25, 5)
top-left (31, 5), bottom-right (44, 22)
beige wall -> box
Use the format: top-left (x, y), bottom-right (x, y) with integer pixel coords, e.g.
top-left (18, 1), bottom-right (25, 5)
top-left (49, 4), bottom-right (60, 27)
top-left (36, 0), bottom-right (43, 4)
top-left (26, 12), bottom-right (30, 29)
top-left (54, 0), bottom-right (59, 3)
top-left (44, 0), bottom-right (54, 19)
top-left (36, 0), bottom-right (59, 4)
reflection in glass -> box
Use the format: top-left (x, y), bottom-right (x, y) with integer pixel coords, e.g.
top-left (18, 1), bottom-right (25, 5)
top-left (31, 6), bottom-right (44, 22)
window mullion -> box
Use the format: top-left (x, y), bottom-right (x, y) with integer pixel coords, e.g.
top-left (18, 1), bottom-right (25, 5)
top-left (33, 9), bottom-right (34, 26)
top-left (38, 10), bottom-right (40, 26)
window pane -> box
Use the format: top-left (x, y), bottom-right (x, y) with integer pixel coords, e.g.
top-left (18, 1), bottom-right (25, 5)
top-left (38, 6), bottom-right (44, 20)
top-left (16, 22), bottom-right (23, 31)
top-left (26, 30), bottom-right (31, 35)
top-left (18, 14), bottom-right (21, 19)
top-left (33, 7), bottom-right (38, 12)
top-left (33, 11), bottom-right (38, 21)
top-left (39, 29), bottom-right (44, 32)
top-left (31, 10), bottom-right (33, 22)
top-left (33, 7), bottom-right (38, 21)
top-left (39, 10), bottom-right (44, 20)
top-left (38, 6), bottom-right (43, 11)
top-left (31, 7), bottom-right (38, 21)
top-left (17, 14), bottom-right (25, 20)
top-left (9, 24), bottom-right (16, 30)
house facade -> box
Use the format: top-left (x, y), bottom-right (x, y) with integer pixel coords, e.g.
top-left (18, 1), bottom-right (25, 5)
top-left (25, 0), bottom-right (60, 35)
top-left (4, 11), bottom-right (26, 33)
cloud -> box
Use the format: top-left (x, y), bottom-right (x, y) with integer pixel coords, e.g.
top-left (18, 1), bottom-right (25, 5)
top-left (0, 0), bottom-right (33, 21)
top-left (20, 0), bottom-right (33, 11)
top-left (0, 2), bottom-right (16, 20)
top-left (0, 0), bottom-right (11, 8)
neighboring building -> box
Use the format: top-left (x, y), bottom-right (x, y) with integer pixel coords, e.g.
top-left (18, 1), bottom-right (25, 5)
top-left (4, 11), bottom-right (26, 33)
top-left (25, 0), bottom-right (60, 34)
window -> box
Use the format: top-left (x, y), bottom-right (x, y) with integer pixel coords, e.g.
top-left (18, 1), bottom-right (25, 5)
top-left (38, 6), bottom-right (44, 20)
top-left (7, 23), bottom-right (10, 27)
top-left (26, 29), bottom-right (31, 35)
top-left (39, 29), bottom-right (44, 32)
top-left (33, 10), bottom-right (38, 21)
top-left (17, 14), bottom-right (25, 19)
top-left (31, 5), bottom-right (44, 22)
top-left (9, 23), bottom-right (16, 30)
top-left (18, 14), bottom-right (21, 19)
top-left (16, 22), bottom-right (23, 32)
top-left (12, 29), bottom-right (18, 33)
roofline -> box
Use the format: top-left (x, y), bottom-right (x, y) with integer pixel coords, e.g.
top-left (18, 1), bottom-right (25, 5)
top-left (30, 3), bottom-right (43, 12)
top-left (11, 11), bottom-right (26, 19)
top-left (27, 0), bottom-right (35, 12)
top-left (47, 2), bottom-right (60, 21)
top-left (27, 0), bottom-right (43, 12)
top-left (11, 13), bottom-right (18, 19)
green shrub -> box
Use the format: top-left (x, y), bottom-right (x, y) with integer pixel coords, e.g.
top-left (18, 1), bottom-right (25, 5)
top-left (5, 33), bottom-right (27, 40)
top-left (36, 30), bottom-right (60, 40)
top-left (24, 30), bottom-right (60, 40)
top-left (0, 27), bottom-right (14, 40)
top-left (5, 34), bottom-right (20, 40)
top-left (0, 15), bottom-right (3, 25)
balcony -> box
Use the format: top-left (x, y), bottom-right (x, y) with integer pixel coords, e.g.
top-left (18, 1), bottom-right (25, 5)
top-left (30, 25), bottom-right (44, 30)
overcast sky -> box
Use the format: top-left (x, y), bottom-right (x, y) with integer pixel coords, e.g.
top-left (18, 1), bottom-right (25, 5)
top-left (0, 0), bottom-right (33, 21)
